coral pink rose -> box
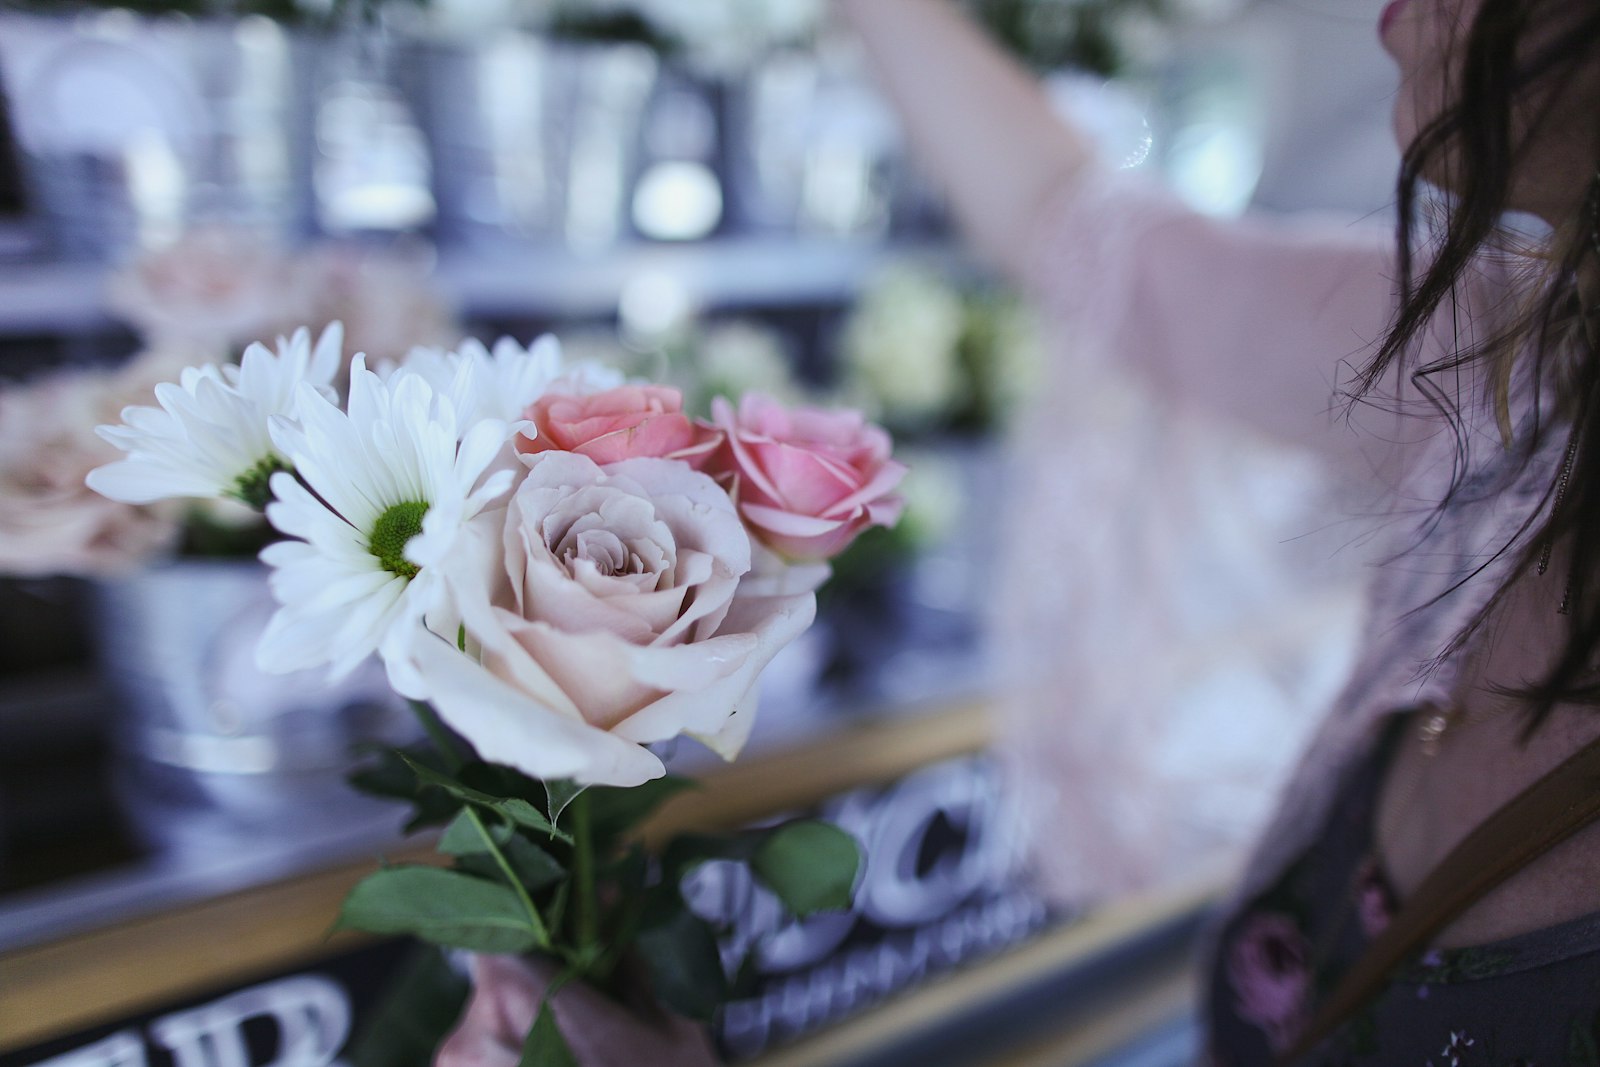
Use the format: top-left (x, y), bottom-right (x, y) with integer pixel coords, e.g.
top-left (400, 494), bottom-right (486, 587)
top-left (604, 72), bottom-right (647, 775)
top-left (1226, 912), bottom-right (1311, 1053)
top-left (515, 385), bottom-right (719, 467)
top-left (397, 452), bottom-right (814, 787)
top-left (707, 394), bottom-right (907, 563)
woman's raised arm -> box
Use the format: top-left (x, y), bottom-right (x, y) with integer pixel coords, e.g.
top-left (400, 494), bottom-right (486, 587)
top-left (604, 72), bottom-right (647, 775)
top-left (837, 0), bottom-right (1400, 462)
top-left (834, 0), bottom-right (1094, 279)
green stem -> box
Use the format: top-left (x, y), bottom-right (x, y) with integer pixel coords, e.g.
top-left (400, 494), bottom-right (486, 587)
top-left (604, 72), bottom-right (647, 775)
top-left (465, 806), bottom-right (550, 950)
top-left (571, 790), bottom-right (598, 965)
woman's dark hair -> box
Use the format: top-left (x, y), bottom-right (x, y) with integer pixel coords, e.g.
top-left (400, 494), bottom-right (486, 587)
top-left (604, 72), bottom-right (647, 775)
top-left (1350, 0), bottom-right (1600, 731)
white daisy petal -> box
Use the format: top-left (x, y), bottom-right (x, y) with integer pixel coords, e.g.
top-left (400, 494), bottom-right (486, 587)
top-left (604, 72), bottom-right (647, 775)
top-left (257, 364), bottom-right (505, 683)
top-left (86, 325), bottom-right (346, 507)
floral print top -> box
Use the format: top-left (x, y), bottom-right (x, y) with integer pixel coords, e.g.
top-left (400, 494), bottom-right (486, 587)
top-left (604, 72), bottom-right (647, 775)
top-left (1207, 715), bottom-right (1600, 1066)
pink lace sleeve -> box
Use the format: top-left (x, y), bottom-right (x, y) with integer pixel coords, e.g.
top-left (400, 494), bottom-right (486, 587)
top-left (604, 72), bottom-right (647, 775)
top-left (1020, 166), bottom-right (1398, 465)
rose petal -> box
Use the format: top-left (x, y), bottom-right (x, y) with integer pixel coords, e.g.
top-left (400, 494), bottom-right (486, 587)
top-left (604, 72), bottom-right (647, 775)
top-left (619, 589), bottom-right (815, 753)
top-left (405, 626), bottom-right (665, 786)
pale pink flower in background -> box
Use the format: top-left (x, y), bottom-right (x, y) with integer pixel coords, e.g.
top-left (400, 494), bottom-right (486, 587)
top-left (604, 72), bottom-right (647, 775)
top-left (1227, 912), bottom-right (1311, 1053)
top-left (398, 451), bottom-right (815, 787)
top-left (515, 385), bottom-right (720, 467)
top-left (107, 225), bottom-right (310, 354)
top-left (0, 352), bottom-right (197, 576)
top-left (707, 394), bottom-right (906, 562)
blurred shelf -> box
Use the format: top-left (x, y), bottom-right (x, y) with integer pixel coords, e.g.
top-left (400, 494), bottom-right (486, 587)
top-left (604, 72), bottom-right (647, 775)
top-left (0, 236), bottom-right (972, 339)
top-left (436, 235), bottom-right (971, 320)
top-left (0, 259), bottom-right (113, 335)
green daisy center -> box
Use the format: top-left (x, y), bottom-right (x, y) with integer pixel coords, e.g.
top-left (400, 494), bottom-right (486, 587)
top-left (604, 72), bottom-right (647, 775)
top-left (369, 501), bottom-right (430, 578)
top-left (229, 455), bottom-right (292, 511)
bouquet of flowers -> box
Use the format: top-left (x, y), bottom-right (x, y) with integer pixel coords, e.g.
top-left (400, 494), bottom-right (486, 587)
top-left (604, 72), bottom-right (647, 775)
top-left (86, 322), bottom-right (906, 1063)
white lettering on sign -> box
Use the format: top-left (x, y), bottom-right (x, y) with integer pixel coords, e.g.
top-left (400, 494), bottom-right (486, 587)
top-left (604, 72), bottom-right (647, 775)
top-left (24, 976), bottom-right (352, 1067)
top-left (684, 755), bottom-right (1030, 975)
top-left (29, 1031), bottom-right (147, 1067)
top-left (718, 888), bottom-right (1051, 1059)
top-left (680, 755), bottom-right (1050, 1060)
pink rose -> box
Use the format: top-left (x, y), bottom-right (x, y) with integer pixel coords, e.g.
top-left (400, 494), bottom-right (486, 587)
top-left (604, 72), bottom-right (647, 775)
top-left (707, 394), bottom-right (907, 562)
top-left (515, 385), bottom-right (719, 467)
top-left (1226, 912), bottom-right (1311, 1053)
top-left (397, 452), bottom-right (815, 787)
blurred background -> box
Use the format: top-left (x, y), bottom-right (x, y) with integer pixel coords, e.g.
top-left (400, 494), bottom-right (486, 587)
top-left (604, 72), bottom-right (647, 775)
top-left (0, 0), bottom-right (1399, 1062)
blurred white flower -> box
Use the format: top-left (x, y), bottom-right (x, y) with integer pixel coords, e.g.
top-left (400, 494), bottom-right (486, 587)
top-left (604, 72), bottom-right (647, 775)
top-left (841, 267), bottom-right (966, 427)
top-left (690, 319), bottom-right (802, 412)
top-left (88, 324), bottom-right (344, 508)
top-left (386, 335), bottom-right (569, 429)
top-left (255, 360), bottom-right (513, 687)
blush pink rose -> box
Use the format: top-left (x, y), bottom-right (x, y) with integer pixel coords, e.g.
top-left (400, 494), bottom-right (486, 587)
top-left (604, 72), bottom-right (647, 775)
top-left (706, 394), bottom-right (907, 563)
top-left (514, 385), bottom-right (719, 467)
top-left (397, 452), bottom-right (815, 787)
top-left (1226, 912), bottom-right (1311, 1053)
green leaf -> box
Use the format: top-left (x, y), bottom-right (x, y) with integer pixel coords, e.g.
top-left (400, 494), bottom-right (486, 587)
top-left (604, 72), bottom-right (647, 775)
top-left (497, 798), bottom-right (570, 838)
top-left (751, 821), bottom-right (861, 917)
top-left (518, 1001), bottom-right (579, 1067)
top-left (587, 776), bottom-right (697, 841)
top-left (350, 748), bottom-right (462, 831)
top-left (438, 810), bottom-right (512, 855)
top-left (636, 905), bottom-right (729, 1020)
top-left (441, 812), bottom-right (565, 892)
top-left (401, 756), bottom-right (571, 842)
top-left (544, 779), bottom-right (586, 827)
top-left (336, 867), bottom-right (543, 953)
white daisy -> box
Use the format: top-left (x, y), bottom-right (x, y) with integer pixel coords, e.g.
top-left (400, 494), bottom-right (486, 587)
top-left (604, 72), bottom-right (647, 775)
top-left (254, 358), bottom-right (513, 688)
top-left (86, 323), bottom-right (344, 508)
top-left (386, 334), bottom-right (568, 430)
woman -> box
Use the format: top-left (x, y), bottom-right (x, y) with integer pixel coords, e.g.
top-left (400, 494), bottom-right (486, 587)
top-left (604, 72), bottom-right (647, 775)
top-left (442, 0), bottom-right (1600, 1061)
top-left (846, 0), bottom-right (1600, 1059)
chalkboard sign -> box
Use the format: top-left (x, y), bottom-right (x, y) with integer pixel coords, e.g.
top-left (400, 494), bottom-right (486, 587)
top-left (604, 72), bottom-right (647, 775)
top-left (691, 753), bottom-right (1055, 1060)
top-left (1, 941), bottom-right (421, 1067)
